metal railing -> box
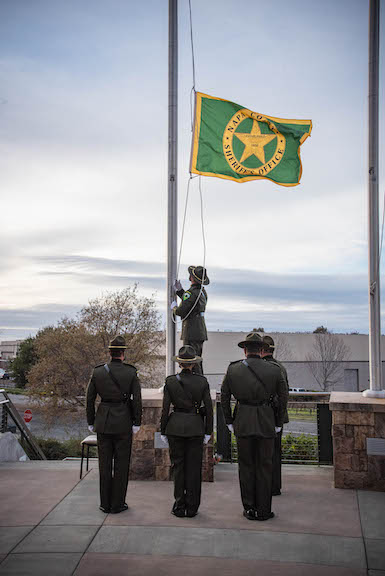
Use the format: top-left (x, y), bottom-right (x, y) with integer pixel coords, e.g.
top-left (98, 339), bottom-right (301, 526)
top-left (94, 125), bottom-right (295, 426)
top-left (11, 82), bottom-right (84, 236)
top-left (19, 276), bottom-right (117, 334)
top-left (0, 389), bottom-right (46, 460)
top-left (216, 393), bottom-right (332, 465)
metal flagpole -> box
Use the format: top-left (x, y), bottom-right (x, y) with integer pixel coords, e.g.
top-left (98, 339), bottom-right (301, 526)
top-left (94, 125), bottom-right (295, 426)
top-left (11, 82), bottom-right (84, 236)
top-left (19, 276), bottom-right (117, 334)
top-left (364, 0), bottom-right (385, 398)
top-left (166, 0), bottom-right (178, 376)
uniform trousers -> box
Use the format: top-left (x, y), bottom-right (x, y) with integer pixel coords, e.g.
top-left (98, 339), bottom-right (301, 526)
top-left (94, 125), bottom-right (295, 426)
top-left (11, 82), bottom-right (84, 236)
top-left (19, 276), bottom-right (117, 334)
top-left (168, 435), bottom-right (204, 513)
top-left (97, 432), bottom-right (132, 510)
top-left (236, 436), bottom-right (274, 515)
top-left (183, 340), bottom-right (204, 374)
top-left (272, 428), bottom-right (283, 494)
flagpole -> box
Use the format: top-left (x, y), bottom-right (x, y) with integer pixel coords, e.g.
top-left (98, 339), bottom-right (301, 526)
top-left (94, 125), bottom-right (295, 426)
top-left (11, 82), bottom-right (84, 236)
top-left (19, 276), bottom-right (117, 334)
top-left (166, 0), bottom-right (178, 376)
top-left (364, 0), bottom-right (385, 398)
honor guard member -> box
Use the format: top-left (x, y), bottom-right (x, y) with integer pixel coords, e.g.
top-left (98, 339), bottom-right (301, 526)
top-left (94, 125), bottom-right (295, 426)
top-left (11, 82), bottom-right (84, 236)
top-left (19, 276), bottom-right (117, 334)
top-left (260, 335), bottom-right (290, 496)
top-left (172, 265), bottom-right (209, 374)
top-left (160, 345), bottom-right (213, 518)
top-left (221, 332), bottom-right (288, 521)
top-left (86, 336), bottom-right (142, 514)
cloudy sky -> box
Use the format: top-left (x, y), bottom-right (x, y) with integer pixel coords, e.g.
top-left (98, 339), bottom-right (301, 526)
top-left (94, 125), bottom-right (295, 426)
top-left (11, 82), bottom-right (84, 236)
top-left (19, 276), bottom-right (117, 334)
top-left (1, 0), bottom-right (384, 340)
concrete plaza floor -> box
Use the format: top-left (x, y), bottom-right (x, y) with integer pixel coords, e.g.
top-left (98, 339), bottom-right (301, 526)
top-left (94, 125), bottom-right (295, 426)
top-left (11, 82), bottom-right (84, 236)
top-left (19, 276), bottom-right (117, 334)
top-left (0, 461), bottom-right (384, 576)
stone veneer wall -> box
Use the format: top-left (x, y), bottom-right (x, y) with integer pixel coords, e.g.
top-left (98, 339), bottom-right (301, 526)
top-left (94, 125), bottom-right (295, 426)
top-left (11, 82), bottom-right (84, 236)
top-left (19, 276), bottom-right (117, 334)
top-left (129, 389), bottom-right (215, 482)
top-left (330, 392), bottom-right (385, 491)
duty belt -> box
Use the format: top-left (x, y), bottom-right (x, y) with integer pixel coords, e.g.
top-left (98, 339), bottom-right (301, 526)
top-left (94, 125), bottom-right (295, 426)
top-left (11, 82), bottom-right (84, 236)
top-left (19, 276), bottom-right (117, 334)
top-left (174, 407), bottom-right (200, 414)
top-left (239, 399), bottom-right (272, 407)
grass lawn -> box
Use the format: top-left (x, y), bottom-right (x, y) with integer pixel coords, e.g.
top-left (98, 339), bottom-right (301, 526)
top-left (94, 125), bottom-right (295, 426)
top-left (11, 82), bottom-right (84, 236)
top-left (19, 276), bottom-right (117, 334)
top-left (288, 408), bottom-right (317, 422)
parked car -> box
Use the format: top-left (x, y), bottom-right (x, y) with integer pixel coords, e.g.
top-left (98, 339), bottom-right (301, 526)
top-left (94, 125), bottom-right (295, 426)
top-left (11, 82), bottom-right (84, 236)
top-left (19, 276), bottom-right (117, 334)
top-left (289, 387), bottom-right (306, 392)
top-left (0, 372), bottom-right (10, 380)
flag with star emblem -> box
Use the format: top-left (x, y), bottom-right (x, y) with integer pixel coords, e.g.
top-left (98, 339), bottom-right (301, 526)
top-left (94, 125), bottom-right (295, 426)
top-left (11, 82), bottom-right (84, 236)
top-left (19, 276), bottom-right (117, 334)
top-left (190, 92), bottom-right (312, 186)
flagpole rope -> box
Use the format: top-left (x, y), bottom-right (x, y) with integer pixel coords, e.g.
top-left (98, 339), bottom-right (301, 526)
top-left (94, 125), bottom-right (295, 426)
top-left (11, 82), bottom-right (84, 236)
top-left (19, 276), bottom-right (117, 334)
top-left (171, 0), bottom-right (207, 326)
top-left (176, 176), bottom-right (192, 278)
top-left (188, 0), bottom-right (196, 91)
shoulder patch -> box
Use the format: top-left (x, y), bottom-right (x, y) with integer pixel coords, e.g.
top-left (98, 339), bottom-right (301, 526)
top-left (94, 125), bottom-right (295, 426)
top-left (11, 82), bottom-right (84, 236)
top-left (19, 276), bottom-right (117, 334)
top-left (183, 291), bottom-right (191, 301)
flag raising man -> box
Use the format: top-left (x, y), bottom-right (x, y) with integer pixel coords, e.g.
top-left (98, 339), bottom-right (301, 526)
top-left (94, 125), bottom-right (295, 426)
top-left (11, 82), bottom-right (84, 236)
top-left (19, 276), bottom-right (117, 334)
top-left (191, 92), bottom-right (312, 185)
top-left (171, 266), bottom-right (209, 374)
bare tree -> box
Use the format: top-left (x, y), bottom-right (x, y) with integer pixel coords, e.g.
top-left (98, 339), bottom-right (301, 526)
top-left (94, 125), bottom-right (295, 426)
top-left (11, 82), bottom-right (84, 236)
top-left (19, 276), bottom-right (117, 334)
top-left (305, 332), bottom-right (350, 391)
top-left (271, 334), bottom-right (293, 361)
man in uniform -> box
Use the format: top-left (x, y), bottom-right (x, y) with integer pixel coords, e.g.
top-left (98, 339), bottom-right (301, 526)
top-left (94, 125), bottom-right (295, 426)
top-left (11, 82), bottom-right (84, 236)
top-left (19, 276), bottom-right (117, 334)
top-left (172, 265), bottom-right (209, 374)
top-left (160, 345), bottom-right (213, 518)
top-left (221, 332), bottom-right (288, 521)
top-left (86, 335), bottom-right (142, 514)
top-left (260, 335), bottom-right (290, 496)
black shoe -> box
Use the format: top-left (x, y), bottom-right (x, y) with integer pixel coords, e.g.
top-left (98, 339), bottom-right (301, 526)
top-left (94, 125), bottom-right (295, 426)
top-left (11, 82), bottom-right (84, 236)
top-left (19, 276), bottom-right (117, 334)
top-left (256, 511), bottom-right (275, 521)
top-left (243, 509), bottom-right (256, 521)
top-left (111, 503), bottom-right (128, 514)
top-left (99, 505), bottom-right (110, 513)
top-left (186, 510), bottom-right (198, 518)
top-left (272, 490), bottom-right (281, 496)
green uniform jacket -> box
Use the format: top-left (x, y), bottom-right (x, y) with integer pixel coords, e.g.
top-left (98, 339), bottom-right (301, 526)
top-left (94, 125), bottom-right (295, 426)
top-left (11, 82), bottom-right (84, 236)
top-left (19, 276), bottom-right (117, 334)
top-left (175, 284), bottom-right (208, 341)
top-left (264, 355), bottom-right (289, 424)
top-left (86, 359), bottom-right (142, 434)
top-left (221, 356), bottom-right (288, 438)
top-left (160, 370), bottom-right (213, 437)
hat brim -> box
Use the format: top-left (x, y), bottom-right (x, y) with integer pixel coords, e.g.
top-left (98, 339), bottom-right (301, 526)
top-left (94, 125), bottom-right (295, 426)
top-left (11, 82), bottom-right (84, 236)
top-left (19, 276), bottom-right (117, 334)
top-left (188, 266), bottom-right (210, 286)
top-left (109, 345), bottom-right (128, 349)
top-left (172, 355), bottom-right (202, 363)
top-left (238, 340), bottom-right (263, 349)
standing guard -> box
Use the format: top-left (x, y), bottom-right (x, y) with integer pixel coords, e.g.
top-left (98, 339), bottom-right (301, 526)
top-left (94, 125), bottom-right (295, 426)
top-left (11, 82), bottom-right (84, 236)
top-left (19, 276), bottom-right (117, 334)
top-left (160, 345), bottom-right (213, 518)
top-left (260, 335), bottom-right (290, 496)
top-left (86, 336), bottom-right (142, 514)
top-left (171, 265), bottom-right (209, 374)
top-left (221, 332), bottom-right (288, 521)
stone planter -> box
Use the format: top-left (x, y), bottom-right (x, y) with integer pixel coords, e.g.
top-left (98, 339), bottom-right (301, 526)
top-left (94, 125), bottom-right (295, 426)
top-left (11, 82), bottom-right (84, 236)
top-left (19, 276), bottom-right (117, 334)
top-left (129, 388), bottom-right (215, 482)
top-left (330, 392), bottom-right (385, 491)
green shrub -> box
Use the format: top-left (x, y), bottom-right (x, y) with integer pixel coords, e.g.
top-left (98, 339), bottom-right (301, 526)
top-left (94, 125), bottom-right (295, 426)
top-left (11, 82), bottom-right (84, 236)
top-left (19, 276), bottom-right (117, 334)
top-left (24, 437), bottom-right (97, 460)
top-left (282, 433), bottom-right (317, 461)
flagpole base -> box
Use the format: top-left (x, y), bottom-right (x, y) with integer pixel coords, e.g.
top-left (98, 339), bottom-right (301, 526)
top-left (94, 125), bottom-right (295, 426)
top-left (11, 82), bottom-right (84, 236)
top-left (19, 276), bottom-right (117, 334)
top-left (362, 388), bottom-right (385, 398)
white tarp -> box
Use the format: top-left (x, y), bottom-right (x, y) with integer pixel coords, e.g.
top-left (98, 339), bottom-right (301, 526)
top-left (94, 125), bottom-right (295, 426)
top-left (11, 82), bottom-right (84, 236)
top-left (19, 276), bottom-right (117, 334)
top-left (0, 432), bottom-right (29, 461)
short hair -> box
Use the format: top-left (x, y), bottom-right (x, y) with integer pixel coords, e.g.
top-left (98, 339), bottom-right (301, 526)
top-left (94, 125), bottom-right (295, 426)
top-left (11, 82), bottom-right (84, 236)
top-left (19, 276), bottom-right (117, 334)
top-left (110, 348), bottom-right (124, 358)
top-left (244, 342), bottom-right (262, 354)
top-left (179, 362), bottom-right (194, 369)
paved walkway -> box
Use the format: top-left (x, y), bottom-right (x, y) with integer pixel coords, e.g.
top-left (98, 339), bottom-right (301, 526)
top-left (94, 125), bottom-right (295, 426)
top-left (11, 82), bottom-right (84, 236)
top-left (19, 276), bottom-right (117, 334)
top-left (0, 461), bottom-right (384, 575)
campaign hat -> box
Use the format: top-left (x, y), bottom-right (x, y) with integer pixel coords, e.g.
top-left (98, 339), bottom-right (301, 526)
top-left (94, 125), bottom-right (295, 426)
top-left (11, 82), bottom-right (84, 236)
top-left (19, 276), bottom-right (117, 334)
top-left (172, 345), bottom-right (202, 363)
top-left (188, 265), bottom-right (210, 286)
top-left (237, 332), bottom-right (264, 349)
top-left (108, 335), bottom-right (128, 349)
top-left (262, 335), bottom-right (275, 350)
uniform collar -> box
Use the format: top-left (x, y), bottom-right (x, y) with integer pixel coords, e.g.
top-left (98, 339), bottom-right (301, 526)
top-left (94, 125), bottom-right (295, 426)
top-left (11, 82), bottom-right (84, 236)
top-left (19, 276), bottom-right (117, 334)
top-left (111, 358), bottom-right (123, 363)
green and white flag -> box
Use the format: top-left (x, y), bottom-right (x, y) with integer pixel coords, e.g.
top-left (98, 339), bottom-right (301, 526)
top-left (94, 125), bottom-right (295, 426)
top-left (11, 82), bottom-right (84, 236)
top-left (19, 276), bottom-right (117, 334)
top-left (191, 92), bottom-right (312, 186)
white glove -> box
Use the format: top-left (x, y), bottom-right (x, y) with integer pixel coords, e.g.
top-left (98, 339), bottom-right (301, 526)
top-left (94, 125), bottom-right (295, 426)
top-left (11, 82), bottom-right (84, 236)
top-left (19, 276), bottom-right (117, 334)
top-left (132, 426), bottom-right (140, 434)
top-left (161, 435), bottom-right (169, 446)
top-left (275, 426), bottom-right (282, 433)
top-left (88, 425), bottom-right (94, 433)
top-left (170, 300), bottom-right (177, 310)
top-left (174, 279), bottom-right (183, 291)
top-left (204, 434), bottom-right (211, 444)
top-left (227, 424), bottom-right (234, 433)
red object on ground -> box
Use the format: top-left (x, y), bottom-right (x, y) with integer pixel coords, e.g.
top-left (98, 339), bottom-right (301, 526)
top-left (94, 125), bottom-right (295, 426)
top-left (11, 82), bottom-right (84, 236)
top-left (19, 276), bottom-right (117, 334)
top-left (24, 409), bottom-right (32, 423)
